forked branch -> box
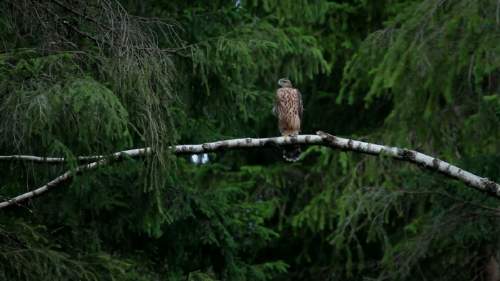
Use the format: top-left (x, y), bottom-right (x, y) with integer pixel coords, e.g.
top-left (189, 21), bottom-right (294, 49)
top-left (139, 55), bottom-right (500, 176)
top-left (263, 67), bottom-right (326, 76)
top-left (1, 131), bottom-right (498, 209)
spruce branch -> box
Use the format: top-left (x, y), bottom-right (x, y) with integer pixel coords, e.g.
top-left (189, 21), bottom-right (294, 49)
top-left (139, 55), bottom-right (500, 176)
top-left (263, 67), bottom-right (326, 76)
top-left (1, 131), bottom-right (499, 209)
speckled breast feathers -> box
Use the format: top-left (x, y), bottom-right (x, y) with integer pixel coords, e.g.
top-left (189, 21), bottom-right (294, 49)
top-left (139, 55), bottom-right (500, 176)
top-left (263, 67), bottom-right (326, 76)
top-left (275, 87), bottom-right (303, 136)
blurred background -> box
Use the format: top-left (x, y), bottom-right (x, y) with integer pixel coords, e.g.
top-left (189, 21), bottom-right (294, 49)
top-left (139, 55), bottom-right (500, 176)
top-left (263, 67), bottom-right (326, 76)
top-left (0, 0), bottom-right (499, 280)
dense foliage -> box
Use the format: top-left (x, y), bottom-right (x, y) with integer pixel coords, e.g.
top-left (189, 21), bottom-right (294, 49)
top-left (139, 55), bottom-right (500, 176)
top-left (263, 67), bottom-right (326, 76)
top-left (0, 0), bottom-right (499, 280)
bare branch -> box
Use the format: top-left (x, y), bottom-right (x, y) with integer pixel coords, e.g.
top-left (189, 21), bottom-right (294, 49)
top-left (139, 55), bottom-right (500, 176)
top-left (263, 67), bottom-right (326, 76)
top-left (1, 131), bottom-right (499, 209)
top-left (0, 159), bottom-right (108, 209)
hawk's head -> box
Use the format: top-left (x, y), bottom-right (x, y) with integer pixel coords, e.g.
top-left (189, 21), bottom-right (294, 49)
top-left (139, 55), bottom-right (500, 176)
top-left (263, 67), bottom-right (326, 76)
top-left (278, 78), bottom-right (293, 88)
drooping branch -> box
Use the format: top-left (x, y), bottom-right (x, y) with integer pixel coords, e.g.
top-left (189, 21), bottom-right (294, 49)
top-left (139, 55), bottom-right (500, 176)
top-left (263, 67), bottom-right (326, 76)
top-left (0, 131), bottom-right (499, 209)
top-left (0, 159), bottom-right (109, 209)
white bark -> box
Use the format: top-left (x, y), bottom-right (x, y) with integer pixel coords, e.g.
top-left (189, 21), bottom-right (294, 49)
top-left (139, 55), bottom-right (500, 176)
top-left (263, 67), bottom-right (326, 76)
top-left (0, 159), bottom-right (108, 209)
top-left (0, 155), bottom-right (101, 163)
top-left (0, 131), bottom-right (499, 209)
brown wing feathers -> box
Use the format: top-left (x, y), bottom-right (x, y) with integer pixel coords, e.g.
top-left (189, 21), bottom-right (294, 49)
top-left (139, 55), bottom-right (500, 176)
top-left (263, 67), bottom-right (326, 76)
top-left (275, 85), bottom-right (302, 161)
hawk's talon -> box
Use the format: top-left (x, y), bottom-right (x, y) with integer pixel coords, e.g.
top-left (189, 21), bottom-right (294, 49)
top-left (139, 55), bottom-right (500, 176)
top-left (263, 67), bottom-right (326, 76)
top-left (275, 78), bottom-right (302, 162)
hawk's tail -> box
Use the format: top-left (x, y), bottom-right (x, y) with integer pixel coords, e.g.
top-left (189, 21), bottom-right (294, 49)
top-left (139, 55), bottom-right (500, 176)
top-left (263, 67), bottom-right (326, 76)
top-left (283, 145), bottom-right (301, 162)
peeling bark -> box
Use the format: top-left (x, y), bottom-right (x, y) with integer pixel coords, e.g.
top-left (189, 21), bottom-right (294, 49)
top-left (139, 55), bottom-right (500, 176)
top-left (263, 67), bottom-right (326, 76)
top-left (0, 131), bottom-right (499, 209)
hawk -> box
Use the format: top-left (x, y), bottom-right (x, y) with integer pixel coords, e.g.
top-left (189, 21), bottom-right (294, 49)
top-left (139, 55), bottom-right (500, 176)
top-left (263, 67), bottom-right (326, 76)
top-left (273, 78), bottom-right (303, 161)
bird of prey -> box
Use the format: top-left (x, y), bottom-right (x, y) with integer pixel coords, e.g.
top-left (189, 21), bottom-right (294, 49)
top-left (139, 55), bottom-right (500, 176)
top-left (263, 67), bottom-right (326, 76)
top-left (273, 78), bottom-right (303, 161)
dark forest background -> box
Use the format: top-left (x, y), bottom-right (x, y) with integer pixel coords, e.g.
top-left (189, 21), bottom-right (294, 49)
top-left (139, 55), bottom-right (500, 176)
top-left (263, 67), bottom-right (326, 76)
top-left (0, 0), bottom-right (499, 280)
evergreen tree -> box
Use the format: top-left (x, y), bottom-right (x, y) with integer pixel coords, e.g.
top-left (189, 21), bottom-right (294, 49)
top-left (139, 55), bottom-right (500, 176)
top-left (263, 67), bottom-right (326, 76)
top-left (0, 0), bottom-right (498, 280)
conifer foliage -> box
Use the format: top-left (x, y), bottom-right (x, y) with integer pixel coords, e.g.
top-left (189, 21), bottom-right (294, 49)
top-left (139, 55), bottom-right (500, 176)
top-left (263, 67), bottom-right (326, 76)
top-left (0, 0), bottom-right (499, 280)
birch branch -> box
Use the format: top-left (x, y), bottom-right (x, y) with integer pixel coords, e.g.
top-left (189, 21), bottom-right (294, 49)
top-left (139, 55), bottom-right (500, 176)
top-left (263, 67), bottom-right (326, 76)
top-left (1, 131), bottom-right (499, 209)
top-left (0, 155), bottom-right (103, 163)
